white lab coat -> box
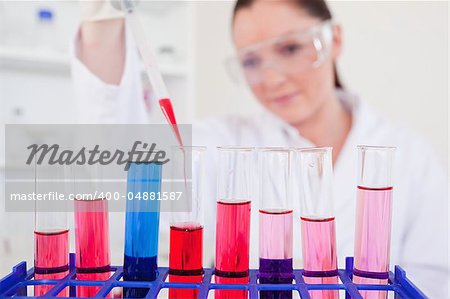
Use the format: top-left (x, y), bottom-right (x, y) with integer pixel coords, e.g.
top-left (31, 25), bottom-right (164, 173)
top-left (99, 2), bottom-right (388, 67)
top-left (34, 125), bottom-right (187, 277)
top-left (71, 26), bottom-right (448, 298)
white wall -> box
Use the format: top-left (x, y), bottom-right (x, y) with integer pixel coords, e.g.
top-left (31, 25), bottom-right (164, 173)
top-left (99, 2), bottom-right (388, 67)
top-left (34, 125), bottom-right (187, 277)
top-left (192, 1), bottom-right (229, 117)
top-left (192, 1), bottom-right (261, 119)
top-left (192, 1), bottom-right (448, 164)
top-left (330, 1), bottom-right (448, 163)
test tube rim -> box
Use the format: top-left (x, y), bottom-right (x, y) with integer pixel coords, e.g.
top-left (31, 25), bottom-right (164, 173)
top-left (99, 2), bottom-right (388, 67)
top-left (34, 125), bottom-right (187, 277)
top-left (73, 197), bottom-right (108, 202)
top-left (255, 146), bottom-right (292, 153)
top-left (216, 146), bottom-right (255, 151)
top-left (357, 145), bottom-right (396, 151)
top-left (292, 146), bottom-right (333, 154)
top-left (171, 145), bottom-right (207, 151)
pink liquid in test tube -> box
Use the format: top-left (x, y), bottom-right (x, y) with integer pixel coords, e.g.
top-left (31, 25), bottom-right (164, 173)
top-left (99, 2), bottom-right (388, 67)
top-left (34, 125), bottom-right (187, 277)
top-left (295, 147), bottom-right (338, 299)
top-left (353, 146), bottom-right (395, 299)
top-left (257, 146), bottom-right (294, 299)
top-left (353, 186), bottom-right (393, 299)
top-left (259, 209), bottom-right (293, 260)
top-left (301, 217), bottom-right (338, 299)
top-left (259, 209), bottom-right (293, 299)
top-left (75, 198), bottom-right (111, 297)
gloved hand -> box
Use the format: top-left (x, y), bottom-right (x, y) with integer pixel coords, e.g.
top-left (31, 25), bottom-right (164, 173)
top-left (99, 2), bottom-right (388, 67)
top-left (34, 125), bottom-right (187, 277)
top-left (78, 0), bottom-right (124, 22)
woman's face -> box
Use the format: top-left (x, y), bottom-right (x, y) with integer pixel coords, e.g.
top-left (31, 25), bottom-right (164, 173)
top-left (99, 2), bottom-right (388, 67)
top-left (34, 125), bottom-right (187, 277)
top-left (232, 1), bottom-right (341, 125)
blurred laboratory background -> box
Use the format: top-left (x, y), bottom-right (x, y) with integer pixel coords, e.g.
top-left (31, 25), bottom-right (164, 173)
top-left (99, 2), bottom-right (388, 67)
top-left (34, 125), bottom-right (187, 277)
top-left (0, 1), bottom-right (448, 276)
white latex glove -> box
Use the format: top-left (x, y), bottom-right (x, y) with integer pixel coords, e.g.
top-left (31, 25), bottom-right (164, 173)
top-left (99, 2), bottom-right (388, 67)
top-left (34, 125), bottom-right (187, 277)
top-left (78, 0), bottom-right (124, 22)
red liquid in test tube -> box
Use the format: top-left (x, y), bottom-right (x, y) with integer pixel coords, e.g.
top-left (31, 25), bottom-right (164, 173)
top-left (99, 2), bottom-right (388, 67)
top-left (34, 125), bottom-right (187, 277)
top-left (216, 200), bottom-right (251, 275)
top-left (34, 230), bottom-right (69, 297)
top-left (170, 224), bottom-right (203, 273)
top-left (168, 146), bottom-right (206, 299)
top-left (169, 224), bottom-right (203, 299)
top-left (34, 161), bottom-right (69, 297)
top-left (214, 147), bottom-right (254, 299)
top-left (74, 198), bottom-right (111, 297)
top-left (215, 147), bottom-right (253, 299)
top-left (215, 200), bottom-right (251, 299)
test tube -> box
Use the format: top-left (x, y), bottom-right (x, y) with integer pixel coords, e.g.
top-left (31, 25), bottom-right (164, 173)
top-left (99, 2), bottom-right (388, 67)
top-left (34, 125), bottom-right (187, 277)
top-left (123, 158), bottom-right (162, 298)
top-left (215, 147), bottom-right (253, 299)
top-left (168, 146), bottom-right (206, 299)
top-left (258, 148), bottom-right (293, 299)
top-left (353, 146), bottom-right (395, 299)
top-left (295, 147), bottom-right (338, 299)
top-left (34, 163), bottom-right (70, 297)
top-left (74, 192), bottom-right (111, 297)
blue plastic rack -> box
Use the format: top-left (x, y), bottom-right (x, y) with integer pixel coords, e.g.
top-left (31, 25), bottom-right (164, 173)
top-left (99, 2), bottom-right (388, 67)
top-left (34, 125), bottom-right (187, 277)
top-left (0, 254), bottom-right (426, 298)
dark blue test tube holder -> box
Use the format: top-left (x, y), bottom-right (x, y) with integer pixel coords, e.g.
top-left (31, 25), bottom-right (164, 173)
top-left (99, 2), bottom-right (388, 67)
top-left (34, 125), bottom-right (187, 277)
top-left (0, 253), bottom-right (428, 298)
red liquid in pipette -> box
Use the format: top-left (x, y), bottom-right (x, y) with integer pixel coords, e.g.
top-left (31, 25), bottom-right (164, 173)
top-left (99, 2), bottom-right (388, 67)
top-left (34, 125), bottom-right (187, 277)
top-left (159, 98), bottom-right (183, 147)
top-left (34, 230), bottom-right (69, 297)
top-left (159, 97), bottom-right (190, 195)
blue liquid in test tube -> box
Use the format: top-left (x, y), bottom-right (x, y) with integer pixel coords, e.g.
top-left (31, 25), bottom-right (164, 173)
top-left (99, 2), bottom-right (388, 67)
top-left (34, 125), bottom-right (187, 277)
top-left (123, 161), bottom-right (162, 298)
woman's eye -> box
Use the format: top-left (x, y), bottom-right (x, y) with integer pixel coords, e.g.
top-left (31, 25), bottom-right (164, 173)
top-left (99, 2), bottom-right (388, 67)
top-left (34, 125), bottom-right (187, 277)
top-left (279, 43), bottom-right (304, 56)
top-left (241, 56), bottom-right (261, 69)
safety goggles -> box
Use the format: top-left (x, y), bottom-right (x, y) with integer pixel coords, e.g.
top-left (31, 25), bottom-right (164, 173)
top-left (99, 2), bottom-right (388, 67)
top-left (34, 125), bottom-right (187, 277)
top-left (225, 21), bottom-right (334, 86)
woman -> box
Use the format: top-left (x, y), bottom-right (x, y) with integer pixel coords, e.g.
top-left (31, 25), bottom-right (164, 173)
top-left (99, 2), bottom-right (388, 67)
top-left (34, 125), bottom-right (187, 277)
top-left (73, 0), bottom-right (447, 297)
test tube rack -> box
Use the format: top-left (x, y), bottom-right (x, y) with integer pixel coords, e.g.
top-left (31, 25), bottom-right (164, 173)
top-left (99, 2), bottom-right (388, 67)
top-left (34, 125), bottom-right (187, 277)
top-left (0, 253), bottom-right (426, 299)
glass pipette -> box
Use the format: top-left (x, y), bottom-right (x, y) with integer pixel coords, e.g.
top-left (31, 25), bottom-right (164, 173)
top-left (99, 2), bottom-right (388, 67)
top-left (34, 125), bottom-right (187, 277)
top-left (119, 0), bottom-right (183, 146)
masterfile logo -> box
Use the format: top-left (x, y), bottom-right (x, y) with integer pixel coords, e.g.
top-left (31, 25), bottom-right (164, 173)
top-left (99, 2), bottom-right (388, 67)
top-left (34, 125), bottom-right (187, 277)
top-left (26, 141), bottom-right (170, 171)
top-left (4, 124), bottom-right (193, 212)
